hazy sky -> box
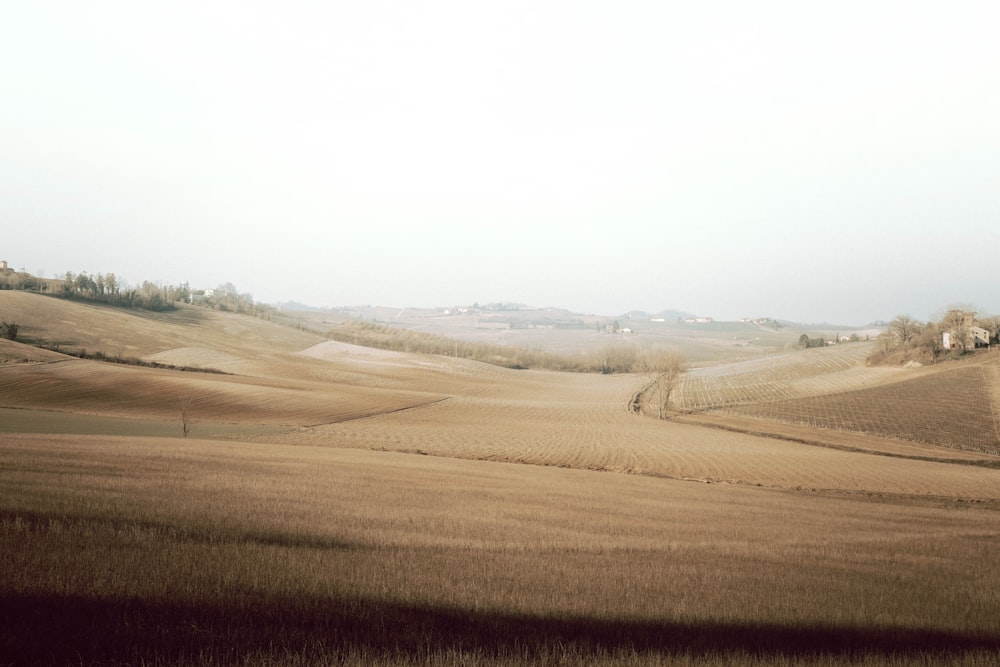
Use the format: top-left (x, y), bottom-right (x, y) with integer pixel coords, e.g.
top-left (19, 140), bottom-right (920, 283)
top-left (3, 1), bottom-right (998, 324)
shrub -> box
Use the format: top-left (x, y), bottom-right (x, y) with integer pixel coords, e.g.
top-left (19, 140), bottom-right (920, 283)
top-left (1, 321), bottom-right (19, 341)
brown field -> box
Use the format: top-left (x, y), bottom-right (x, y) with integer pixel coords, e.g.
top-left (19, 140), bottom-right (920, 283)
top-left (670, 343), bottom-right (1000, 456)
top-left (2, 291), bottom-right (1000, 666)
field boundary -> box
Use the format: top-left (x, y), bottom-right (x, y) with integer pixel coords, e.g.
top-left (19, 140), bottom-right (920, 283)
top-left (301, 397), bottom-right (452, 428)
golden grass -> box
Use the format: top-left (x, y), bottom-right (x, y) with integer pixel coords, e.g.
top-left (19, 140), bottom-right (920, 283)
top-left (3, 435), bottom-right (999, 666)
top-left (4, 292), bottom-right (1000, 664)
top-left (261, 365), bottom-right (1000, 499)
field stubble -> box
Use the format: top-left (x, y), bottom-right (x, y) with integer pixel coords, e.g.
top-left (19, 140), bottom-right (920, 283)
top-left (4, 294), bottom-right (1000, 664)
top-left (3, 436), bottom-right (1000, 666)
top-left (265, 363), bottom-right (1000, 501)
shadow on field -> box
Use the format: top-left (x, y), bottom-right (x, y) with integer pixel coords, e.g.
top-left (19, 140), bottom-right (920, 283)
top-left (3, 592), bottom-right (999, 665)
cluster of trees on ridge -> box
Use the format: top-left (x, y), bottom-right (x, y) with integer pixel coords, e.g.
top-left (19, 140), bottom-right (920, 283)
top-left (57, 271), bottom-right (191, 311)
top-left (798, 333), bottom-right (863, 349)
top-left (869, 309), bottom-right (1000, 365)
top-left (0, 267), bottom-right (262, 316)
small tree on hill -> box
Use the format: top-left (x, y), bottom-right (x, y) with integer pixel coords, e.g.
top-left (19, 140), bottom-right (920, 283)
top-left (941, 308), bottom-right (974, 350)
top-left (637, 349), bottom-right (687, 419)
top-left (1, 321), bottom-right (19, 341)
top-left (177, 397), bottom-right (194, 437)
top-left (888, 315), bottom-right (921, 345)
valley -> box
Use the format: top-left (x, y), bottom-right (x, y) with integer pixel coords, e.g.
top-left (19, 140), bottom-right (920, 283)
top-left (2, 291), bottom-right (999, 666)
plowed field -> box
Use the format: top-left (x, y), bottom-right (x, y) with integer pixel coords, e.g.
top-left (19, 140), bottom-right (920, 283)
top-left (724, 365), bottom-right (1000, 454)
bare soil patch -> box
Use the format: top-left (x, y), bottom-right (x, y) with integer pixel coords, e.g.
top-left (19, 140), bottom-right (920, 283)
top-left (4, 434), bottom-right (999, 665)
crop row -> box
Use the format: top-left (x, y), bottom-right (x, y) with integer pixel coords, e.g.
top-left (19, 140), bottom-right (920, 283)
top-left (675, 344), bottom-right (882, 411)
top-left (689, 343), bottom-right (872, 379)
top-left (717, 366), bottom-right (1000, 454)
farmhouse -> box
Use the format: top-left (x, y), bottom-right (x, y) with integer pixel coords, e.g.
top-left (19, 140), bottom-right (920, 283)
top-left (942, 326), bottom-right (990, 350)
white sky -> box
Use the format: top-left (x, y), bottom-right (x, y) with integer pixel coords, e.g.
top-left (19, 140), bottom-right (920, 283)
top-left (3, 1), bottom-right (998, 324)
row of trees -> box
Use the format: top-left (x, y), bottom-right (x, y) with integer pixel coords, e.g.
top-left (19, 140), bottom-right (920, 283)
top-left (0, 269), bottom-right (194, 312)
top-left (869, 309), bottom-right (1000, 365)
top-left (0, 273), bottom-right (44, 291)
top-left (325, 319), bottom-right (600, 371)
top-left (57, 271), bottom-right (192, 311)
top-left (323, 319), bottom-right (688, 378)
top-left (3, 266), bottom-right (263, 316)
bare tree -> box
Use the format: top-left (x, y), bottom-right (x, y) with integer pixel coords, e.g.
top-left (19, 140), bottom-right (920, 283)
top-left (176, 397), bottom-right (194, 437)
top-left (875, 332), bottom-right (895, 357)
top-left (888, 315), bottom-right (921, 345)
top-left (637, 349), bottom-right (687, 419)
top-left (941, 308), bottom-right (975, 350)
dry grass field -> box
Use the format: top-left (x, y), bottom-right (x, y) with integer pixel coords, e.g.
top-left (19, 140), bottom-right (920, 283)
top-left (2, 292), bottom-right (1000, 666)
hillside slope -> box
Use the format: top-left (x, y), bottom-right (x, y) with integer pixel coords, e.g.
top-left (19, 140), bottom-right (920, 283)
top-left (673, 344), bottom-right (1000, 455)
top-left (0, 291), bottom-right (322, 365)
top-left (3, 291), bottom-right (999, 497)
top-left (0, 292), bottom-right (465, 429)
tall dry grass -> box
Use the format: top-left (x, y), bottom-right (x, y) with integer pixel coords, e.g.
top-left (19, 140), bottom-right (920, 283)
top-left (3, 435), bottom-right (998, 666)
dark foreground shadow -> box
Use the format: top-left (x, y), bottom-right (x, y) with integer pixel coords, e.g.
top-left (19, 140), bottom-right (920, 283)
top-left (2, 592), bottom-right (998, 665)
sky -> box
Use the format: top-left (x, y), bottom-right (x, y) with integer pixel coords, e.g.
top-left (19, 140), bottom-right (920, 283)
top-left (2, 1), bottom-right (998, 325)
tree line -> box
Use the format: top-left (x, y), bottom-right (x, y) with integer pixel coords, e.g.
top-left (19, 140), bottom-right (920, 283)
top-left (0, 268), bottom-right (192, 312)
top-left (320, 319), bottom-right (686, 377)
top-left (0, 267), bottom-right (266, 316)
top-left (57, 271), bottom-right (192, 311)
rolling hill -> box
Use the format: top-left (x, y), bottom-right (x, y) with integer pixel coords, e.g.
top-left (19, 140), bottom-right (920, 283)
top-left (4, 289), bottom-right (1000, 666)
top-left (2, 290), bottom-right (998, 488)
